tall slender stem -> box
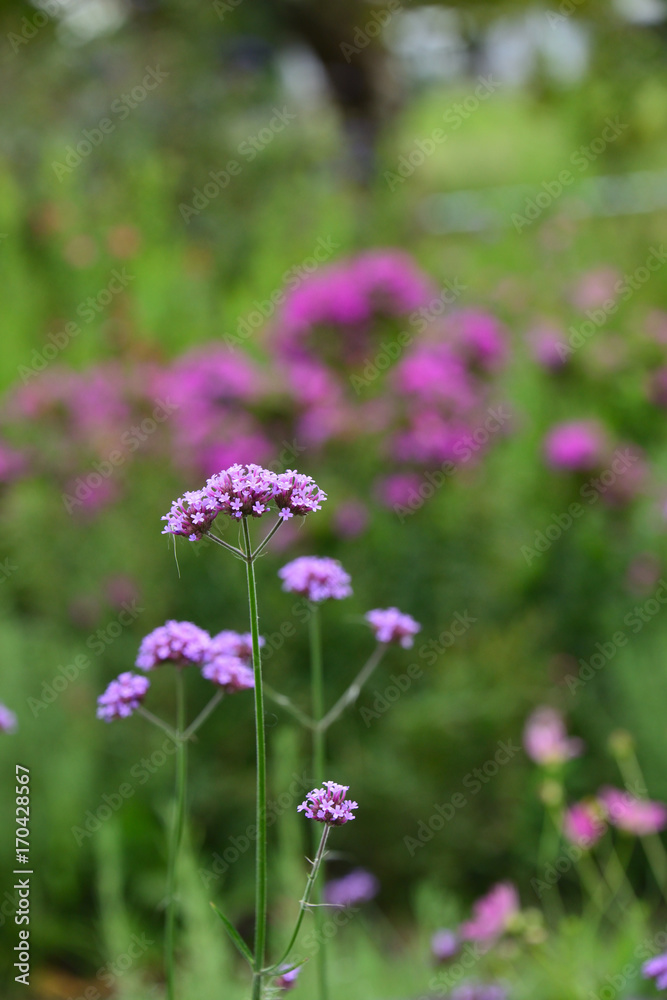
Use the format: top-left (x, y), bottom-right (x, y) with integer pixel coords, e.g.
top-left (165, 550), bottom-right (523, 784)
top-left (318, 644), bottom-right (386, 732)
top-left (308, 606), bottom-right (329, 1000)
top-left (268, 824), bottom-right (331, 973)
top-left (165, 671), bottom-right (187, 1000)
top-left (182, 690), bottom-right (224, 741)
top-left (243, 518), bottom-right (268, 1000)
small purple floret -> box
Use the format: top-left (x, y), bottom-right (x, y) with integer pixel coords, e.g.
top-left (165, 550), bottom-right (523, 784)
top-left (274, 964), bottom-right (301, 991)
top-left (644, 951), bottom-right (667, 989)
top-left (279, 556), bottom-right (352, 603)
top-left (297, 781), bottom-right (358, 826)
top-left (97, 672), bottom-right (150, 722)
top-left (136, 620), bottom-right (212, 670)
top-left (365, 607), bottom-right (421, 648)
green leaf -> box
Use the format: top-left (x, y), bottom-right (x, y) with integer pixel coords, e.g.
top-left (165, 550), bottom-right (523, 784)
top-left (210, 903), bottom-right (254, 966)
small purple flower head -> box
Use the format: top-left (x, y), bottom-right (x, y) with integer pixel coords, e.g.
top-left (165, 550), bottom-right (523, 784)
top-left (278, 556), bottom-right (352, 602)
top-left (459, 882), bottom-right (520, 944)
top-left (365, 607), bottom-right (421, 648)
top-left (523, 706), bottom-right (584, 766)
top-left (599, 786), bottom-right (667, 836)
top-left (643, 951), bottom-right (667, 989)
top-left (97, 672), bottom-right (150, 722)
top-left (297, 781), bottom-right (358, 826)
top-left (209, 630), bottom-right (260, 664)
top-left (136, 620), bottom-right (212, 670)
top-left (543, 421), bottom-right (607, 471)
top-left (562, 800), bottom-right (606, 849)
top-left (431, 928), bottom-right (460, 962)
top-left (528, 324), bottom-right (569, 370)
top-left (274, 964), bottom-right (301, 991)
top-left (0, 704), bottom-right (18, 733)
top-left (201, 655), bottom-right (254, 693)
top-left (162, 464), bottom-right (327, 536)
top-left (323, 869), bottom-right (379, 908)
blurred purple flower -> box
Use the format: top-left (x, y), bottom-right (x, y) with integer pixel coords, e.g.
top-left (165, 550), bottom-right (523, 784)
top-left (569, 267), bottom-right (620, 310)
top-left (376, 473), bottom-right (423, 510)
top-left (431, 928), bottom-right (460, 962)
top-left (599, 787), bottom-right (667, 836)
top-left (209, 630), bottom-right (260, 664)
top-left (298, 782), bottom-right (358, 826)
top-left (136, 621), bottom-right (212, 670)
top-left (523, 706), bottom-right (584, 766)
top-left (323, 869), bottom-right (379, 908)
top-left (449, 310), bottom-right (508, 372)
top-left (0, 704), bottom-right (18, 733)
top-left (563, 801), bottom-right (606, 848)
top-left (97, 672), bottom-right (150, 722)
top-left (449, 984), bottom-right (508, 1000)
top-left (279, 556), bottom-right (352, 602)
top-left (274, 964), bottom-right (301, 991)
top-left (201, 655), bottom-right (254, 692)
top-left (333, 500), bottom-right (369, 538)
top-left (643, 952), bottom-right (667, 989)
top-left (365, 607), bottom-right (421, 648)
top-left (543, 421), bottom-right (607, 471)
top-left (527, 324), bottom-right (568, 370)
top-left (459, 883), bottom-right (519, 943)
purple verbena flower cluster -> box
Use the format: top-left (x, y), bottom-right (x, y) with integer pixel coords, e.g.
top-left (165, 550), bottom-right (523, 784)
top-left (297, 782), bottom-right (358, 826)
top-left (279, 556), bottom-right (352, 603)
top-left (162, 464), bottom-right (327, 539)
top-left (365, 607), bottom-right (421, 648)
top-left (97, 672), bottom-right (150, 722)
top-left (136, 620), bottom-right (212, 670)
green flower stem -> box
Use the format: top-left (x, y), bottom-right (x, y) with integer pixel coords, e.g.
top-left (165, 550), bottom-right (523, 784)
top-left (266, 824), bottom-right (331, 974)
top-left (182, 690), bottom-right (224, 741)
top-left (616, 750), bottom-right (667, 904)
top-left (242, 518), bottom-right (268, 1000)
top-left (308, 606), bottom-right (329, 1000)
top-left (252, 518), bottom-right (283, 560)
top-left (317, 644), bottom-right (386, 732)
top-left (165, 671), bottom-right (187, 1000)
top-left (204, 530), bottom-right (245, 559)
top-left (264, 684), bottom-right (316, 729)
top-left (136, 705), bottom-right (179, 742)
top-left (538, 801), bottom-right (565, 925)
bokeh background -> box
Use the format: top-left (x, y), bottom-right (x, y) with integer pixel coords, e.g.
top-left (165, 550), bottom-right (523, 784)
top-left (3, 0), bottom-right (667, 997)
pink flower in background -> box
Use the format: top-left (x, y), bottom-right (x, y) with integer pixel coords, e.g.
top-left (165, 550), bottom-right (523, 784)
top-left (449, 310), bottom-right (508, 372)
top-left (523, 707), bottom-right (584, 766)
top-left (527, 324), bottom-right (569, 370)
top-left (569, 267), bottom-right (621, 310)
top-left (599, 787), bottom-right (667, 836)
top-left (136, 621), bottom-right (212, 670)
top-left (459, 882), bottom-right (519, 943)
top-left (394, 345), bottom-right (477, 412)
top-left (563, 801), bottom-right (606, 848)
top-left (648, 367), bottom-right (667, 408)
top-left (0, 441), bottom-right (27, 482)
top-left (431, 929), bottom-right (460, 961)
top-left (97, 672), bottom-right (150, 722)
top-left (376, 473), bottom-right (423, 509)
top-left (0, 704), bottom-right (18, 733)
top-left (643, 952), bottom-right (667, 989)
top-left (201, 655), bottom-right (254, 692)
top-left (323, 869), bottom-right (379, 908)
top-left (333, 500), bottom-right (369, 538)
top-left (274, 965), bottom-right (301, 991)
top-left (365, 607), bottom-right (421, 647)
top-left (543, 421), bottom-right (607, 471)
top-left (279, 556), bottom-right (352, 602)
